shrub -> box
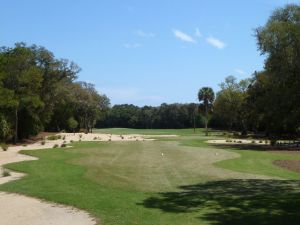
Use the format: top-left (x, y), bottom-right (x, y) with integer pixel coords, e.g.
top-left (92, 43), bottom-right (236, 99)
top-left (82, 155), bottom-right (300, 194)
top-left (47, 135), bottom-right (61, 140)
top-left (62, 136), bottom-right (66, 140)
top-left (259, 140), bottom-right (263, 143)
top-left (0, 115), bottom-right (10, 141)
top-left (53, 144), bottom-right (59, 148)
top-left (93, 137), bottom-right (97, 140)
top-left (41, 140), bottom-right (46, 145)
top-left (61, 143), bottom-right (67, 148)
top-left (251, 140), bottom-right (256, 144)
top-left (270, 139), bottom-right (277, 146)
top-left (67, 117), bottom-right (78, 132)
top-left (79, 134), bottom-right (82, 138)
top-left (1, 143), bottom-right (8, 151)
top-left (70, 140), bottom-right (74, 143)
top-left (2, 169), bottom-right (10, 177)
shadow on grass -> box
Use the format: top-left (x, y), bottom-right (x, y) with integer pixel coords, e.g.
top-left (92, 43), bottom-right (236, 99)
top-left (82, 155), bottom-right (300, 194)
top-left (139, 179), bottom-right (300, 225)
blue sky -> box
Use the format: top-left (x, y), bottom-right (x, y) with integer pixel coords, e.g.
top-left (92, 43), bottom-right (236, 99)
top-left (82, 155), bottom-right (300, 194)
top-left (1, 0), bottom-right (299, 106)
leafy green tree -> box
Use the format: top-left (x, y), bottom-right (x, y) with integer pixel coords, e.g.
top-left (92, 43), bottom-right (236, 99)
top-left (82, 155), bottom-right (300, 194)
top-left (198, 87), bottom-right (215, 136)
top-left (253, 4), bottom-right (300, 138)
top-left (0, 43), bottom-right (44, 143)
top-left (67, 117), bottom-right (78, 133)
top-left (213, 76), bottom-right (250, 133)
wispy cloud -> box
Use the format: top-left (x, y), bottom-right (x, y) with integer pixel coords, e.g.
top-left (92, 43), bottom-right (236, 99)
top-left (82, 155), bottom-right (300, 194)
top-left (134, 30), bottom-right (155, 38)
top-left (195, 28), bottom-right (202, 37)
top-left (234, 68), bottom-right (246, 75)
top-left (123, 43), bottom-right (141, 48)
top-left (173, 29), bottom-right (196, 43)
top-left (206, 36), bottom-right (226, 49)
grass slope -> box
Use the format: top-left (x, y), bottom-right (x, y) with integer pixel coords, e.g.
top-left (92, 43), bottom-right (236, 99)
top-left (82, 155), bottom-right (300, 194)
top-left (1, 129), bottom-right (300, 225)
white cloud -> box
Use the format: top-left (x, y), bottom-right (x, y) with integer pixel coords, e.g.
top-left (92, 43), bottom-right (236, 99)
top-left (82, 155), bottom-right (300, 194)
top-left (123, 43), bottom-right (141, 48)
top-left (234, 68), bottom-right (246, 75)
top-left (195, 28), bottom-right (202, 37)
top-left (134, 30), bottom-right (155, 38)
top-left (206, 36), bottom-right (226, 49)
top-left (173, 29), bottom-right (196, 43)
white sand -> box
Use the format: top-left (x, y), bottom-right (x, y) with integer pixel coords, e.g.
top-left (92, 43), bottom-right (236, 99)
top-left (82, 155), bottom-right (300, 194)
top-left (207, 139), bottom-right (269, 145)
top-left (0, 132), bottom-right (161, 225)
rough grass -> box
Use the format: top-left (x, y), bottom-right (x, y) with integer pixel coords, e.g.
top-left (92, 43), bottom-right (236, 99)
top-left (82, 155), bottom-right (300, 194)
top-left (1, 129), bottom-right (300, 225)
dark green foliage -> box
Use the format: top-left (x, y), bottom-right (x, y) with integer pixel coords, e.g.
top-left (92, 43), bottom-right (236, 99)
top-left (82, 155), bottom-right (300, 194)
top-left (47, 135), bottom-right (61, 140)
top-left (0, 43), bottom-right (110, 143)
top-left (96, 103), bottom-right (204, 129)
top-left (67, 117), bottom-right (78, 132)
top-left (198, 87), bottom-right (215, 136)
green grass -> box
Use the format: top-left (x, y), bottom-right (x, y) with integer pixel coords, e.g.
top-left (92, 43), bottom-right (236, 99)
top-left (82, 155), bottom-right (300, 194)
top-left (1, 129), bottom-right (300, 225)
top-left (216, 150), bottom-right (300, 180)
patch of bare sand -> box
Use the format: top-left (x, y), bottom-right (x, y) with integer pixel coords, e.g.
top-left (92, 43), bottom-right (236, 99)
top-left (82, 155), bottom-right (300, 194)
top-left (207, 139), bottom-right (269, 145)
top-left (0, 132), bottom-right (156, 225)
top-left (273, 160), bottom-right (300, 173)
top-left (0, 132), bottom-right (172, 224)
top-left (0, 192), bottom-right (96, 225)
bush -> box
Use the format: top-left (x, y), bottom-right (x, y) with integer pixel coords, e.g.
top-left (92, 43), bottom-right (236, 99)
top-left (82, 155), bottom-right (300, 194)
top-left (79, 134), bottom-right (82, 138)
top-left (93, 137), bottom-right (97, 140)
top-left (47, 135), bottom-right (61, 140)
top-left (67, 117), bottom-right (78, 132)
top-left (62, 136), bottom-right (66, 140)
top-left (2, 169), bottom-right (10, 177)
top-left (61, 143), bottom-right (67, 148)
top-left (1, 143), bottom-right (8, 151)
top-left (0, 115), bottom-right (10, 141)
top-left (41, 140), bottom-right (46, 145)
top-left (53, 144), bottom-right (59, 148)
top-left (251, 140), bottom-right (256, 144)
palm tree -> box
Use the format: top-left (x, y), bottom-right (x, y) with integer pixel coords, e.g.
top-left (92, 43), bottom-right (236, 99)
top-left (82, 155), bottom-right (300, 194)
top-left (198, 87), bottom-right (215, 136)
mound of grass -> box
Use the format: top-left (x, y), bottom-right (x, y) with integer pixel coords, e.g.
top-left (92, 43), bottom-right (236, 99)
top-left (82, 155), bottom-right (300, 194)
top-left (47, 135), bottom-right (61, 140)
top-left (2, 169), bottom-right (10, 177)
top-left (1, 143), bottom-right (8, 151)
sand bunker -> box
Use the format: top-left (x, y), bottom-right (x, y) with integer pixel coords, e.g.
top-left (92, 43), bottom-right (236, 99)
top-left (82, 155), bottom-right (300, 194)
top-left (207, 139), bottom-right (269, 145)
top-left (0, 132), bottom-right (161, 225)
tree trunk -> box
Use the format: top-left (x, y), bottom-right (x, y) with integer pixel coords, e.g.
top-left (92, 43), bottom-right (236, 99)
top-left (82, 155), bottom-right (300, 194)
top-left (14, 108), bottom-right (18, 144)
top-left (193, 110), bottom-right (196, 133)
top-left (205, 104), bottom-right (208, 136)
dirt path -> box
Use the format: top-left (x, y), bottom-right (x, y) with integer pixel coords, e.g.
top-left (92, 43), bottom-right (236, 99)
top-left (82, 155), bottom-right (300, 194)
top-left (0, 132), bottom-right (157, 225)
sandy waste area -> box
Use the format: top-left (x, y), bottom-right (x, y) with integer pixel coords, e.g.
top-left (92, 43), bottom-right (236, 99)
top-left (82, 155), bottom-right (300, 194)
top-left (0, 132), bottom-right (168, 225)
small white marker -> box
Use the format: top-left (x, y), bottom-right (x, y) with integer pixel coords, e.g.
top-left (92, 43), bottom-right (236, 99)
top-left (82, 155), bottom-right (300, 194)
top-left (161, 153), bottom-right (164, 156)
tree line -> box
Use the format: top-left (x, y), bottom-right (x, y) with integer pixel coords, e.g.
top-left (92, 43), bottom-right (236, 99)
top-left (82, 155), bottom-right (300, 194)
top-left (205, 4), bottom-right (300, 141)
top-left (1, 4), bottom-right (299, 143)
top-left (0, 43), bottom-right (109, 143)
top-left (96, 103), bottom-right (204, 129)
